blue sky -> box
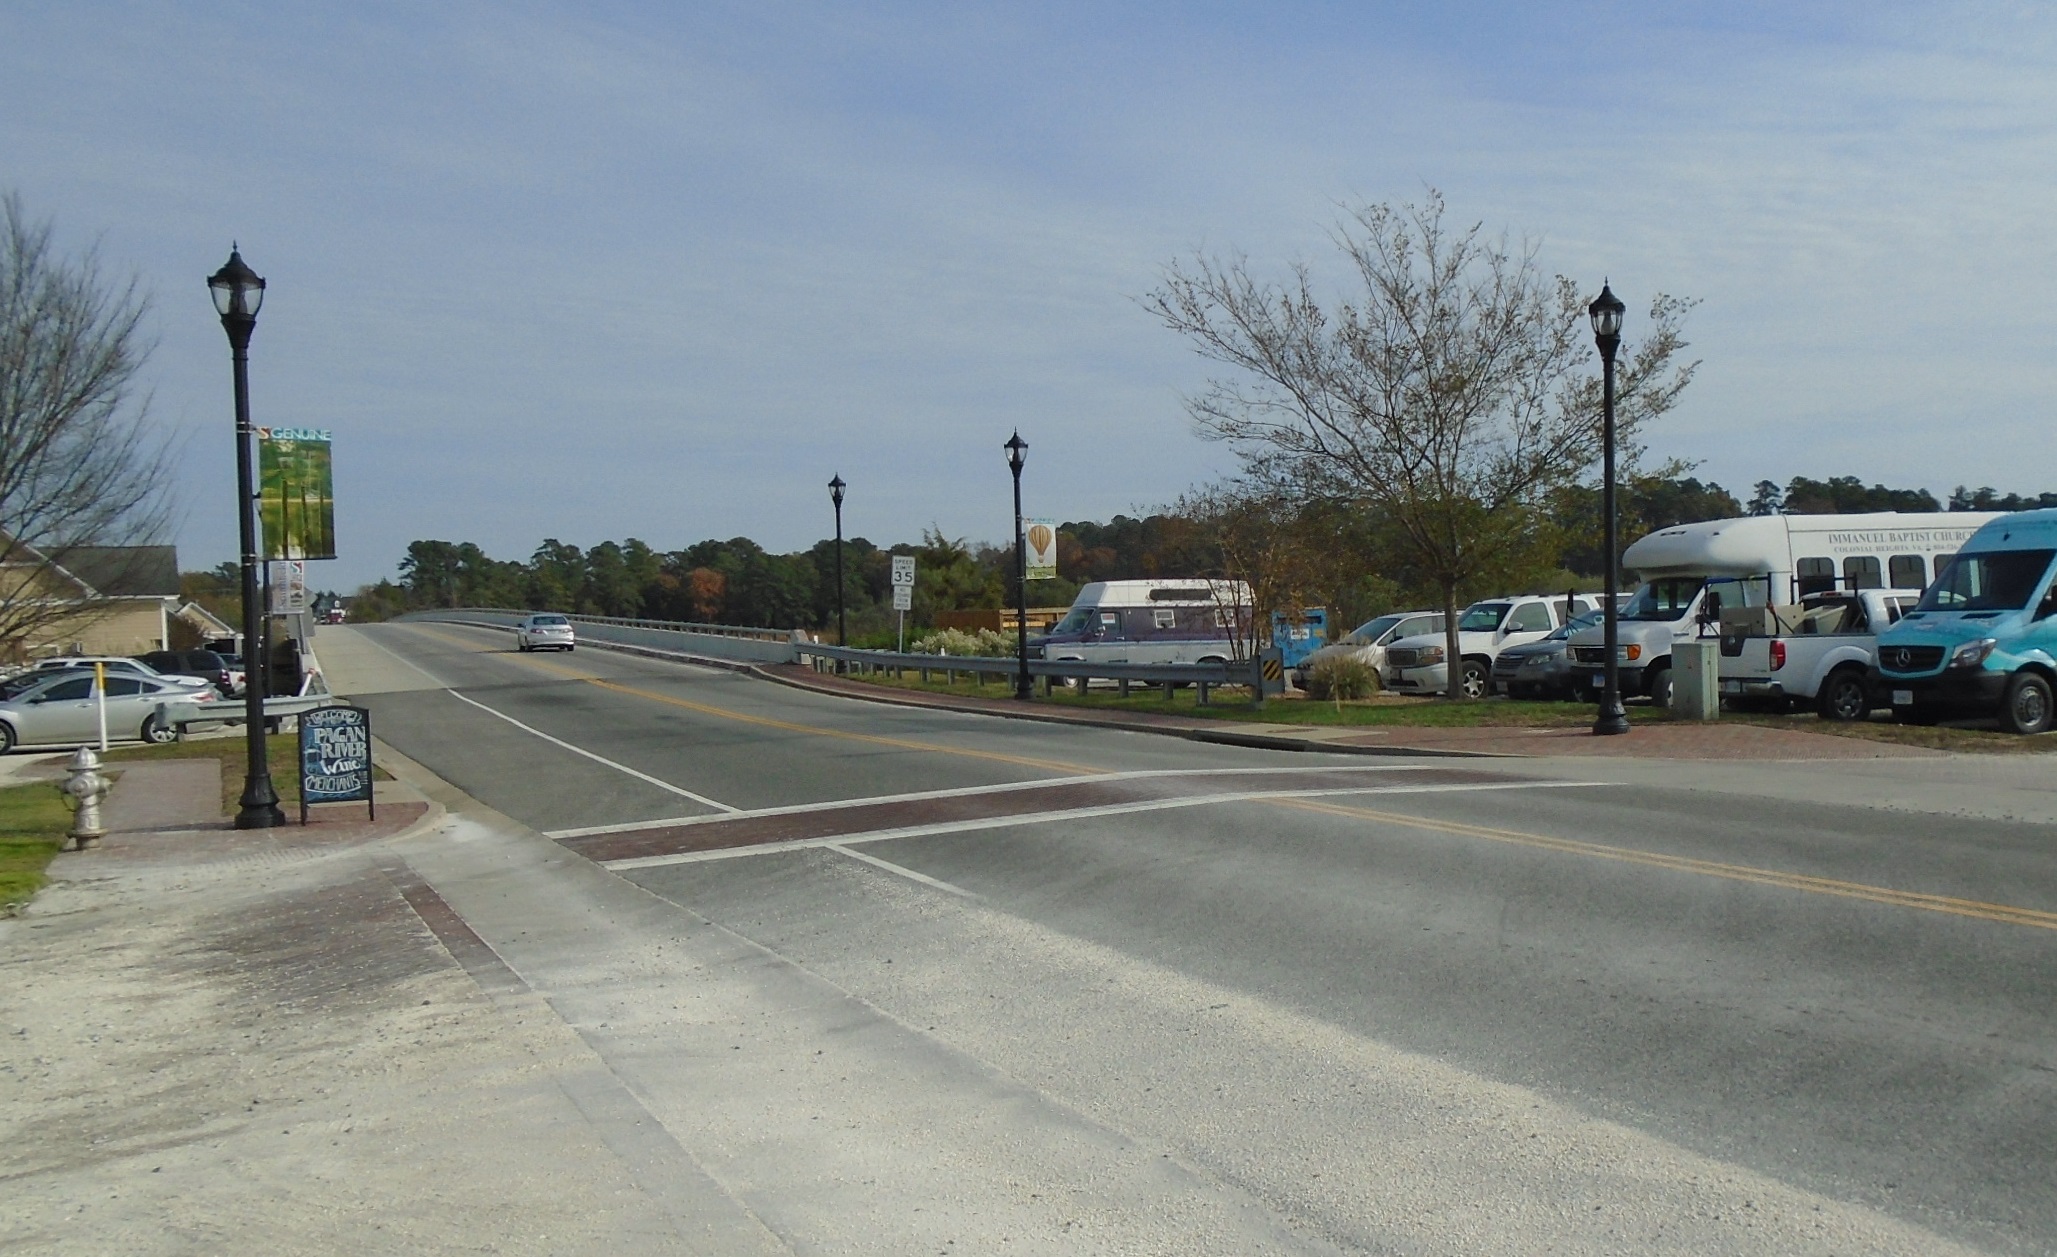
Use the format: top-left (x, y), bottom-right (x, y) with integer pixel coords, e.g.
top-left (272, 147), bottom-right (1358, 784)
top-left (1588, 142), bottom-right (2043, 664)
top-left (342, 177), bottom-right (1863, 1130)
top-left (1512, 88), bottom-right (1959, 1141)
top-left (3, 2), bottom-right (2053, 588)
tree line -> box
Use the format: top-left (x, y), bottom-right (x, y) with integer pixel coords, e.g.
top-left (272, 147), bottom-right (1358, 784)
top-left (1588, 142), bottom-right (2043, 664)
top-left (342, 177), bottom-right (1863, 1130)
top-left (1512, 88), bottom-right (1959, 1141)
top-left (346, 467), bottom-right (2051, 643)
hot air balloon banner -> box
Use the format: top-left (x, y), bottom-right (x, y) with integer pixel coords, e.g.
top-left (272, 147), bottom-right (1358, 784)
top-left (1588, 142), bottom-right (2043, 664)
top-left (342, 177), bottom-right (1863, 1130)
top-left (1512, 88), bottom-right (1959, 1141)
top-left (1025, 518), bottom-right (1059, 580)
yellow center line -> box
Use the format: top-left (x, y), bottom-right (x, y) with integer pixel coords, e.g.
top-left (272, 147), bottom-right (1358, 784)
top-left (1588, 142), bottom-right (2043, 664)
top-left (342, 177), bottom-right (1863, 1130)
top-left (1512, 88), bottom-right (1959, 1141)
top-left (401, 623), bottom-right (1101, 776)
top-left (1277, 798), bottom-right (2057, 933)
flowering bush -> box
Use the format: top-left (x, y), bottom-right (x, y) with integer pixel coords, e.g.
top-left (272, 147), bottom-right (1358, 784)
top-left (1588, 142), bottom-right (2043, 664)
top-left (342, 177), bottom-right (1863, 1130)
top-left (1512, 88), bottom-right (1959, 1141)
top-left (909, 627), bottom-right (1012, 657)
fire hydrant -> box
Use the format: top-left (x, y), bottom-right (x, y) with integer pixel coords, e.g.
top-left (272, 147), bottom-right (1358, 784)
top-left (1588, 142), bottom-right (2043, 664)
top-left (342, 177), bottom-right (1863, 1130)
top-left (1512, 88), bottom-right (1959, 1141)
top-left (63, 746), bottom-right (112, 850)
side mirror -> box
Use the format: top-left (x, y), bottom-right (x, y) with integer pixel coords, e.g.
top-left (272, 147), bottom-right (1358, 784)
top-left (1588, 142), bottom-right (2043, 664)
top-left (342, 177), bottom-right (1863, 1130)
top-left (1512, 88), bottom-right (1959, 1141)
top-left (2038, 590), bottom-right (2057, 621)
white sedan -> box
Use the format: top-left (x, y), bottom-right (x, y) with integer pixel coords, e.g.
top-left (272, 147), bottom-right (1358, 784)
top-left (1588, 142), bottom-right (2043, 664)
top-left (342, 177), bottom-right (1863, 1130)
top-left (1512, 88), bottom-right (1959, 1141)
top-left (515, 614), bottom-right (576, 652)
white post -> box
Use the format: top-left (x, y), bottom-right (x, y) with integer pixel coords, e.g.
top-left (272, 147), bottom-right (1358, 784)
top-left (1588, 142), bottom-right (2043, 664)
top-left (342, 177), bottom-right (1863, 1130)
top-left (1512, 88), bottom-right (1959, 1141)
top-left (898, 609), bottom-right (905, 654)
top-left (94, 662), bottom-right (108, 751)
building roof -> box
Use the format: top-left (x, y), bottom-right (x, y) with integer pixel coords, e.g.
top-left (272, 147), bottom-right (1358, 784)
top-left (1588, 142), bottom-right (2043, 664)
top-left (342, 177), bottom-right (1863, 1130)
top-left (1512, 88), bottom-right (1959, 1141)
top-left (57, 546), bottom-right (180, 597)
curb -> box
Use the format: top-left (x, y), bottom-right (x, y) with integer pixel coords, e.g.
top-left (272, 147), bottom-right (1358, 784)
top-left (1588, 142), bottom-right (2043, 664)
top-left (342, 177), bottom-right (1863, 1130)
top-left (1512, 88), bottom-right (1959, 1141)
top-left (753, 664), bottom-right (1501, 759)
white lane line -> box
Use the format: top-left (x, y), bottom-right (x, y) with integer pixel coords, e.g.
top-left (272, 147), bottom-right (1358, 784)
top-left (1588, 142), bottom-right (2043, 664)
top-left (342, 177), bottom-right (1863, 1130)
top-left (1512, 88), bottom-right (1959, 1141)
top-left (547, 764), bottom-right (1458, 838)
top-left (445, 689), bottom-right (740, 813)
top-left (600, 779), bottom-right (1610, 871)
top-left (825, 843), bottom-right (982, 900)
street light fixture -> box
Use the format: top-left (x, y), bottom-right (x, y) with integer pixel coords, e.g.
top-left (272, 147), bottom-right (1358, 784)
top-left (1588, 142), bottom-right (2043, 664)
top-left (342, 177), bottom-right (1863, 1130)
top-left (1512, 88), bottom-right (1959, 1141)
top-left (1005, 431), bottom-right (1032, 701)
top-left (828, 474), bottom-right (848, 671)
top-left (1589, 281), bottom-right (1630, 737)
top-left (208, 246), bottom-right (286, 826)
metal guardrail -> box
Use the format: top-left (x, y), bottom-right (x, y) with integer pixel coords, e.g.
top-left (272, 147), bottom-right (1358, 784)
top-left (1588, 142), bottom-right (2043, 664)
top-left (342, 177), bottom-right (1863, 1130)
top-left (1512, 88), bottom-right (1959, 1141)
top-left (795, 642), bottom-right (1268, 705)
top-left (414, 607), bottom-right (788, 642)
top-left (153, 693), bottom-right (343, 734)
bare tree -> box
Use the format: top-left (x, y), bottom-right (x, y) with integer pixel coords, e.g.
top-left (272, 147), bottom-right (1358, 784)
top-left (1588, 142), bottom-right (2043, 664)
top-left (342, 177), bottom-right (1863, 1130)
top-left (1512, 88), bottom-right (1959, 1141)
top-left (0, 194), bottom-right (172, 652)
top-left (1147, 192), bottom-right (1697, 697)
top-left (1171, 470), bottom-right (1326, 663)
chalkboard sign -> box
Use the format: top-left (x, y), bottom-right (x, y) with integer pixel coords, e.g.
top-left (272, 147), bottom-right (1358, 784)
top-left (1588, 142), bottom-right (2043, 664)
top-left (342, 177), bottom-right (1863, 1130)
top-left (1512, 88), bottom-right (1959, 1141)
top-left (299, 705), bottom-right (373, 824)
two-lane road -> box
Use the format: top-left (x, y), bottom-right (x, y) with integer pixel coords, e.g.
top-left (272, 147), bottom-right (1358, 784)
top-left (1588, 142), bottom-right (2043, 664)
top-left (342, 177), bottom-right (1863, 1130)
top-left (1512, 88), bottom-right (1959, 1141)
top-left (324, 620), bottom-right (2057, 1254)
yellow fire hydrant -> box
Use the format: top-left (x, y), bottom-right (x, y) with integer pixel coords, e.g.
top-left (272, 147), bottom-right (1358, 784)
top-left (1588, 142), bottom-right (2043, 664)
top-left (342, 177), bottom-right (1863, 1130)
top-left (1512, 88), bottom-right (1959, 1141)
top-left (63, 746), bottom-right (112, 850)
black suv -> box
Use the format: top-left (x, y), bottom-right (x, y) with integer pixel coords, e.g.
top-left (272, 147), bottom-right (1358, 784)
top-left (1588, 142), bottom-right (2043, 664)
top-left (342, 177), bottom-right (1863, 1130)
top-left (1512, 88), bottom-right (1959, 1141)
top-left (139, 649), bottom-right (235, 697)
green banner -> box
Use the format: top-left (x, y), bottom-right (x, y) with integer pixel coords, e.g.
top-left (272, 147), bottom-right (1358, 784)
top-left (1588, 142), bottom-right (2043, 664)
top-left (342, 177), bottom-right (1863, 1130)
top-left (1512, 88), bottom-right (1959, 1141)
top-left (258, 427), bottom-right (337, 560)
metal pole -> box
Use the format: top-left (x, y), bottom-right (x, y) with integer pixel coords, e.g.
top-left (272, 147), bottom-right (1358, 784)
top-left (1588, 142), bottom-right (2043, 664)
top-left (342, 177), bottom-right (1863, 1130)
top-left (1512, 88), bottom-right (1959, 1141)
top-left (833, 499), bottom-right (846, 667)
top-left (1012, 460), bottom-right (1031, 701)
top-left (227, 317), bottom-right (284, 825)
top-left (1593, 333), bottom-right (1629, 736)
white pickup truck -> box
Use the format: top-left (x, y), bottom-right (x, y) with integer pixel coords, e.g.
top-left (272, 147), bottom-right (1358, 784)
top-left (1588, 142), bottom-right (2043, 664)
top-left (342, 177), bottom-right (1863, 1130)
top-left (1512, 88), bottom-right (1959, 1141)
top-left (1716, 589), bottom-right (1920, 720)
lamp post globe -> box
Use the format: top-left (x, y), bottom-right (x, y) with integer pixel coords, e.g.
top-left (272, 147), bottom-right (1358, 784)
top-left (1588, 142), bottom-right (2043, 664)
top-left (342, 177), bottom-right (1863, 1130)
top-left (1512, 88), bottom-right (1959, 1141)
top-left (828, 474), bottom-right (848, 668)
top-left (1004, 432), bottom-right (1032, 701)
top-left (1589, 282), bottom-right (1630, 737)
top-left (209, 246), bottom-right (285, 826)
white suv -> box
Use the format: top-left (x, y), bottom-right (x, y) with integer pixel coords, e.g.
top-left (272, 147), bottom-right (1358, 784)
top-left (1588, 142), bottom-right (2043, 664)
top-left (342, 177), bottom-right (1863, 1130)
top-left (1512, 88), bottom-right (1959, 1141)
top-left (515, 614), bottom-right (576, 652)
top-left (1383, 595), bottom-right (1598, 699)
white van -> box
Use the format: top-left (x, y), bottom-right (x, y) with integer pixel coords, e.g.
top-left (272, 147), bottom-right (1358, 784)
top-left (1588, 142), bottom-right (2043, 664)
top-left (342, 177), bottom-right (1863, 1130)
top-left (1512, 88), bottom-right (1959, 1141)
top-left (1035, 580), bottom-right (1252, 666)
top-left (1567, 512), bottom-right (1999, 707)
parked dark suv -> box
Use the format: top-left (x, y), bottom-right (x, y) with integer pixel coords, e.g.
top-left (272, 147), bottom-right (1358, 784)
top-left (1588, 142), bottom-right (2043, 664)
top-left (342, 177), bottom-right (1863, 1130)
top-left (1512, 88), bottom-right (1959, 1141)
top-left (139, 649), bottom-right (236, 697)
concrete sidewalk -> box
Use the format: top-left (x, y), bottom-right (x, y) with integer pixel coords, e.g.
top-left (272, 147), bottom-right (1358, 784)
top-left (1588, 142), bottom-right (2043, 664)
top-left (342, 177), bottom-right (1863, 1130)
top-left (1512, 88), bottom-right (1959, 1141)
top-left (759, 662), bottom-right (1943, 761)
top-left (0, 748), bottom-right (779, 1255)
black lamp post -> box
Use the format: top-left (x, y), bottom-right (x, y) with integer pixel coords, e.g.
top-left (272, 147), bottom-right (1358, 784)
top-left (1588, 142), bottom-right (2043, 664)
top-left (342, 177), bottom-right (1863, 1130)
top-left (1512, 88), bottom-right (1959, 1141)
top-left (1005, 431), bottom-right (1032, 701)
top-left (1589, 281), bottom-right (1630, 737)
top-left (828, 474), bottom-right (848, 670)
top-left (209, 247), bottom-right (286, 826)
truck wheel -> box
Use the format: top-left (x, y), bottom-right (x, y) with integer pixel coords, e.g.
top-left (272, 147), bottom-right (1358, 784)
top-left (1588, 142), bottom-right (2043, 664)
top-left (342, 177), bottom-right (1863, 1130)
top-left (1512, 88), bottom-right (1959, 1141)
top-left (2001, 672), bottom-right (2055, 735)
top-left (1646, 664), bottom-right (1673, 710)
top-left (1458, 660), bottom-right (1490, 700)
top-left (1816, 670), bottom-right (1871, 722)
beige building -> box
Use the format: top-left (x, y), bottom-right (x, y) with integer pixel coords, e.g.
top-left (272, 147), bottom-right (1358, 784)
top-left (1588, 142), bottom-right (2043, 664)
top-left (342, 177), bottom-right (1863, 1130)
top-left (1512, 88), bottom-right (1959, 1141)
top-left (0, 543), bottom-right (183, 663)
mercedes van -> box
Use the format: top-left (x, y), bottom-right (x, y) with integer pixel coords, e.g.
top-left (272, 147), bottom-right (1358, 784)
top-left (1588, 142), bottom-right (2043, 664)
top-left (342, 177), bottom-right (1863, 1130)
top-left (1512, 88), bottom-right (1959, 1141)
top-left (1874, 509), bottom-right (2057, 733)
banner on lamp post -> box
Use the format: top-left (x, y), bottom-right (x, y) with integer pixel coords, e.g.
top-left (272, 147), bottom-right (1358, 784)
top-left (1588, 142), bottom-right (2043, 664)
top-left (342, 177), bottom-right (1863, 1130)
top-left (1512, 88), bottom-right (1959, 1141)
top-left (257, 427), bottom-right (337, 560)
top-left (1024, 518), bottom-right (1058, 581)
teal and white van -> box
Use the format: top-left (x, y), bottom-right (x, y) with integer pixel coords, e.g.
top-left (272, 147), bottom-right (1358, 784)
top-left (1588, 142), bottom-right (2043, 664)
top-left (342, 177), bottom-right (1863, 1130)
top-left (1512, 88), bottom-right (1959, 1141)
top-left (1874, 509), bottom-right (2057, 733)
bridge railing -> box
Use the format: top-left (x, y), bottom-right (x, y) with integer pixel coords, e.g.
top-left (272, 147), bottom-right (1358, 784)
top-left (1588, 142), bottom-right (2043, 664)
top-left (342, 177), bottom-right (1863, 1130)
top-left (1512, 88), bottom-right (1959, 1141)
top-left (795, 642), bottom-right (1270, 706)
top-left (397, 608), bottom-right (798, 664)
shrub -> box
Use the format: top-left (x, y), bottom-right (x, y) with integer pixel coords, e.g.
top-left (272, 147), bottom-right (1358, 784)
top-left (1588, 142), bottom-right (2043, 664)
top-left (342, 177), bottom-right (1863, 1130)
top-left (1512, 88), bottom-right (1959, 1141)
top-left (1305, 653), bottom-right (1379, 701)
top-left (909, 627), bottom-right (1012, 657)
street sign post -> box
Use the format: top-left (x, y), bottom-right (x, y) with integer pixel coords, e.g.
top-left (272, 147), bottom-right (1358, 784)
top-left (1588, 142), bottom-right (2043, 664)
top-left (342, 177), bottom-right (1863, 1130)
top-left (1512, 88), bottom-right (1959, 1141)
top-left (299, 705), bottom-right (373, 825)
top-left (891, 556), bottom-right (916, 651)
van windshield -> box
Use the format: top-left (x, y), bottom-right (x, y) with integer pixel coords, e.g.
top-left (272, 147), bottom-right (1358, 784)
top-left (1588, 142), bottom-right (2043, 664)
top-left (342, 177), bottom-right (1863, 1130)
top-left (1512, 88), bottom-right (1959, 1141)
top-left (1052, 605), bottom-right (1098, 635)
top-left (1917, 549), bottom-right (2056, 612)
top-left (1620, 576), bottom-right (1764, 622)
top-left (1345, 614), bottom-right (1406, 645)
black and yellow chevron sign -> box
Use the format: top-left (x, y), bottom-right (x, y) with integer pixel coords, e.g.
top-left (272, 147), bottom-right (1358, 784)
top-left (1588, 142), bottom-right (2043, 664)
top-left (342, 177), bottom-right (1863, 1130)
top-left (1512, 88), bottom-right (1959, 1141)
top-left (1262, 657), bottom-right (1283, 681)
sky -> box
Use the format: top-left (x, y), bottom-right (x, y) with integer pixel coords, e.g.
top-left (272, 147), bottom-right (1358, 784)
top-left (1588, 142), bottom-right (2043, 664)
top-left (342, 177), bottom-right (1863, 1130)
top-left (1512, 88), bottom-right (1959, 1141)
top-left (3, 1), bottom-right (2054, 589)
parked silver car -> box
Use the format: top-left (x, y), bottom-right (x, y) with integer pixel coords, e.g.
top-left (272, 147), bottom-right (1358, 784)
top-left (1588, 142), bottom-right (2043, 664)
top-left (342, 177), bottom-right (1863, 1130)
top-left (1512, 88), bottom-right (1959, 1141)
top-left (29, 655), bottom-right (213, 693)
top-left (515, 613), bottom-right (576, 652)
top-left (1290, 610), bottom-right (1445, 690)
top-left (0, 668), bottom-right (215, 753)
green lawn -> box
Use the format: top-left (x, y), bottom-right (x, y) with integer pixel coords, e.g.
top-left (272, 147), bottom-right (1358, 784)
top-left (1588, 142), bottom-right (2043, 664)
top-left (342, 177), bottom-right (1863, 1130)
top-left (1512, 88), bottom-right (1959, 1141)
top-left (845, 670), bottom-right (1655, 728)
top-left (0, 781), bottom-right (75, 915)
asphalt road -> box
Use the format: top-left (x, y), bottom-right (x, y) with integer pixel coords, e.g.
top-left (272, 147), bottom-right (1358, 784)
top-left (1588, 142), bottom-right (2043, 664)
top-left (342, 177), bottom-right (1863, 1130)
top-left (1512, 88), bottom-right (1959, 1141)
top-left (327, 620), bottom-right (2057, 1255)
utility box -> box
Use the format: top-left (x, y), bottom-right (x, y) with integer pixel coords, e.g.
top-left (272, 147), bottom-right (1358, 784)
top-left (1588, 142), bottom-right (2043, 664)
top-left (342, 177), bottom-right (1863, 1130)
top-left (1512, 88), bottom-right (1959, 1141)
top-left (1269, 608), bottom-right (1328, 670)
top-left (1256, 646), bottom-right (1287, 700)
top-left (1672, 639), bottom-right (1720, 720)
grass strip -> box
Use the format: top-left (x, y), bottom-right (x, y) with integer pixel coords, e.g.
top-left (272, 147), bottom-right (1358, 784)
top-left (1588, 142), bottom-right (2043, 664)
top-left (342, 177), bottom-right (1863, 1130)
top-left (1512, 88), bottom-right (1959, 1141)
top-left (96, 733), bottom-right (399, 814)
top-left (0, 781), bottom-right (75, 915)
top-left (840, 667), bottom-right (2050, 750)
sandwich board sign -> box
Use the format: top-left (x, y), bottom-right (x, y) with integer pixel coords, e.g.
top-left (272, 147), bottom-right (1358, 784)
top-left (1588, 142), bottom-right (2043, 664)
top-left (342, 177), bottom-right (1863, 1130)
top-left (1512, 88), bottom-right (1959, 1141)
top-left (299, 704), bottom-right (373, 824)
